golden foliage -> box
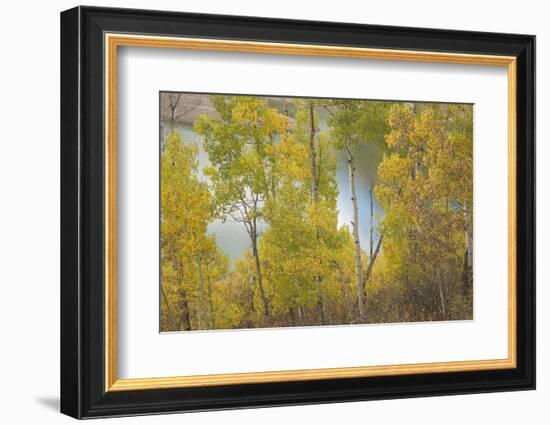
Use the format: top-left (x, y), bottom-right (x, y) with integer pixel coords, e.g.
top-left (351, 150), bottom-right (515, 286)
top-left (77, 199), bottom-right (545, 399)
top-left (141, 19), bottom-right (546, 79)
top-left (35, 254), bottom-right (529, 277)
top-left (160, 96), bottom-right (473, 331)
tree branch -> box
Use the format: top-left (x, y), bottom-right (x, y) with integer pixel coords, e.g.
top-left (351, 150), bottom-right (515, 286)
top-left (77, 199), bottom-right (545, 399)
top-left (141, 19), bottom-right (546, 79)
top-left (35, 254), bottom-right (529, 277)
top-left (361, 234), bottom-right (384, 290)
top-left (179, 98), bottom-right (201, 117)
top-left (322, 104), bottom-right (336, 117)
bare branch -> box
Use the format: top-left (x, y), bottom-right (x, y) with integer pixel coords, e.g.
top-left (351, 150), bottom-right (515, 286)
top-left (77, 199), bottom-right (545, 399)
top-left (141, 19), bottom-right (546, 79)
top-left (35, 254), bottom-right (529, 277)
top-left (322, 104), bottom-right (336, 117)
top-left (179, 98), bottom-right (201, 117)
top-left (362, 234), bottom-right (384, 290)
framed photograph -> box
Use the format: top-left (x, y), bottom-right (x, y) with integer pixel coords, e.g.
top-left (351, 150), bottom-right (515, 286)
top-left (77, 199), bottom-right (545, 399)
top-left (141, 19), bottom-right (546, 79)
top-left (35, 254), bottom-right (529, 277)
top-left (60, 6), bottom-right (535, 419)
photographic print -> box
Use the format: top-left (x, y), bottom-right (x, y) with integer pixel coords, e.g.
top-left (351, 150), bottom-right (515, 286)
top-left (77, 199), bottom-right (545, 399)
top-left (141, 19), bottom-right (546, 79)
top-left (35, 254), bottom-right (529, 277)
top-left (160, 92), bottom-right (473, 332)
top-left (61, 9), bottom-right (535, 417)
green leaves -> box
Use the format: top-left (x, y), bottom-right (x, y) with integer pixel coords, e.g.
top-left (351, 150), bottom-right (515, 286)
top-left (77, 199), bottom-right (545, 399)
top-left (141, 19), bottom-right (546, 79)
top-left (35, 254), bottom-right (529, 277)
top-left (195, 95), bottom-right (288, 221)
top-left (327, 99), bottom-right (393, 150)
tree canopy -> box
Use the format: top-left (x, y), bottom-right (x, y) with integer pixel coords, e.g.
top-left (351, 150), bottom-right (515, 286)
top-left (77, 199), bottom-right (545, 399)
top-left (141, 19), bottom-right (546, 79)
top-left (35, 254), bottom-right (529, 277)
top-left (160, 94), bottom-right (473, 331)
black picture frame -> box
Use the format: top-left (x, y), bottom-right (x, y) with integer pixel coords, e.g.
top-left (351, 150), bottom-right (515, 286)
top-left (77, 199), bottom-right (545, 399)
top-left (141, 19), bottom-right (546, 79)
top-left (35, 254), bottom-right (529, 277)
top-left (61, 5), bottom-right (535, 419)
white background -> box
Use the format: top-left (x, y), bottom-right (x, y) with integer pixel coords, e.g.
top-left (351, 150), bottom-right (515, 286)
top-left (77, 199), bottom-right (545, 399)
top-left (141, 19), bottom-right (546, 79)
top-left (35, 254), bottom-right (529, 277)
top-left (118, 48), bottom-right (508, 379)
top-left (0, 0), bottom-right (546, 424)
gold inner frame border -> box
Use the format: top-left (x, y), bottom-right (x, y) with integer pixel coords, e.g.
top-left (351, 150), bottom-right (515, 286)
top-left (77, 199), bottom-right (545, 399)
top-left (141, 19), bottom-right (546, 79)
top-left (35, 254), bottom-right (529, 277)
top-left (104, 33), bottom-right (517, 392)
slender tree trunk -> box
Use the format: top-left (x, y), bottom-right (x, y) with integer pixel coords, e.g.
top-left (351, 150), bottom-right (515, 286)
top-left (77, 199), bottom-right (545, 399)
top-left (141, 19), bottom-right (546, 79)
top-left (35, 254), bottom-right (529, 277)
top-left (369, 187), bottom-right (374, 258)
top-left (463, 207), bottom-right (473, 294)
top-left (195, 300), bottom-right (203, 330)
top-left (246, 276), bottom-right (256, 328)
top-left (309, 104), bottom-right (319, 204)
top-left (466, 228), bottom-right (473, 269)
top-left (177, 261), bottom-right (192, 331)
top-left (345, 140), bottom-right (365, 321)
top-left (317, 299), bottom-right (326, 324)
top-left (362, 234), bottom-right (384, 291)
top-left (307, 103), bottom-right (327, 325)
top-left (251, 223), bottom-right (270, 320)
top-left (462, 249), bottom-right (469, 296)
top-left (436, 269), bottom-right (447, 319)
top-left (205, 260), bottom-right (215, 328)
top-left (438, 282), bottom-right (447, 318)
top-left (169, 93), bottom-right (181, 129)
top-left (289, 308), bottom-right (297, 326)
top-left (180, 291), bottom-right (191, 331)
top-left (162, 93), bottom-right (181, 153)
top-left (197, 255), bottom-right (209, 329)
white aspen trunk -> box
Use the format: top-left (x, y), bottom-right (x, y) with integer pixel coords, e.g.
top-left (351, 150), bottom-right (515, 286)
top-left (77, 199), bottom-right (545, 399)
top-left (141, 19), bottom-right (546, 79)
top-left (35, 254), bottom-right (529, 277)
top-left (362, 234), bottom-right (383, 290)
top-left (438, 282), bottom-right (447, 318)
top-left (346, 141), bottom-right (365, 321)
top-left (436, 269), bottom-right (446, 318)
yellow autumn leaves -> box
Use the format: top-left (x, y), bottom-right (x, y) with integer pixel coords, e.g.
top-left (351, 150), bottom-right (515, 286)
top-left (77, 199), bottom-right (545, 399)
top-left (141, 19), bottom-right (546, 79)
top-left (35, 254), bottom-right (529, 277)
top-left (160, 96), bottom-right (473, 331)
